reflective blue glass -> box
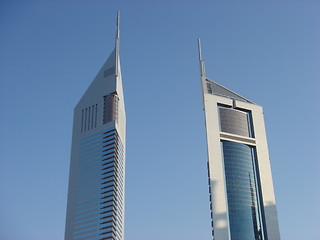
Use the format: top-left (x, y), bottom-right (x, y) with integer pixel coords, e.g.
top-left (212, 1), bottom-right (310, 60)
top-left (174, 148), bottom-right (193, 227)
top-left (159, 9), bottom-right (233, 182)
top-left (222, 141), bottom-right (264, 240)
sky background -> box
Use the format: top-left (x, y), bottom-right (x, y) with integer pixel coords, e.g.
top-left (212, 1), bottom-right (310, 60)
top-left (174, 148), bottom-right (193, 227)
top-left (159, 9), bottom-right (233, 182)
top-left (0, 1), bottom-right (319, 240)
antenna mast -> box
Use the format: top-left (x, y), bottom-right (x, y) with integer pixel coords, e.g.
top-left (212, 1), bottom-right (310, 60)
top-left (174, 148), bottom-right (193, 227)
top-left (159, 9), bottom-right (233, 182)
top-left (198, 38), bottom-right (206, 77)
top-left (115, 10), bottom-right (120, 77)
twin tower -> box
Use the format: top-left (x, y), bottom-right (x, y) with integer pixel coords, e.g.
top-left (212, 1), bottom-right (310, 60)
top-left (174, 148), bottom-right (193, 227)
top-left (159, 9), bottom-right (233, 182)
top-left (64, 11), bottom-right (281, 240)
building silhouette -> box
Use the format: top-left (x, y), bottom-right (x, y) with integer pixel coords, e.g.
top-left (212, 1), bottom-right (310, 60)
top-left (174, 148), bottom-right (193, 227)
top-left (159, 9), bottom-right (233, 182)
top-left (198, 39), bottom-right (281, 240)
top-left (65, 11), bottom-right (126, 240)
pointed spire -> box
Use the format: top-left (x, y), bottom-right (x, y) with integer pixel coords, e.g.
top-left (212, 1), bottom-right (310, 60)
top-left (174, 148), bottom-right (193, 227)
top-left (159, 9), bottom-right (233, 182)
top-left (115, 10), bottom-right (120, 77)
top-left (116, 9), bottom-right (120, 41)
top-left (198, 38), bottom-right (207, 110)
top-left (198, 38), bottom-right (206, 77)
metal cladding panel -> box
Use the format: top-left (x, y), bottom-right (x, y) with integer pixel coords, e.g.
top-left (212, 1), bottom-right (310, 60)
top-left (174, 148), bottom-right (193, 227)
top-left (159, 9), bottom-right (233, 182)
top-left (219, 107), bottom-right (250, 137)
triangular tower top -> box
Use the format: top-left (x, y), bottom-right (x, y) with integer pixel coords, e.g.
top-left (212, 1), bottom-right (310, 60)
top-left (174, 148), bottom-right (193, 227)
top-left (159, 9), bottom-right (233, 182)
top-left (76, 11), bottom-right (123, 109)
top-left (205, 77), bottom-right (255, 104)
top-left (198, 39), bottom-right (256, 105)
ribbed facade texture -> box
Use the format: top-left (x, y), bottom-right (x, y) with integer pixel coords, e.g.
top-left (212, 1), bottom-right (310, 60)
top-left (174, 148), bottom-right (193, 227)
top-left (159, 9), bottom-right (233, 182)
top-left (199, 40), bottom-right (280, 240)
top-left (65, 12), bottom-right (126, 240)
top-left (67, 128), bottom-right (125, 240)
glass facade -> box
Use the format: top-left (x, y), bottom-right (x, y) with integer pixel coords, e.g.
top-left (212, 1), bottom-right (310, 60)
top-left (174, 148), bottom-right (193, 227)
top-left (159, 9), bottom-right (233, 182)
top-left (67, 128), bottom-right (125, 240)
top-left (222, 141), bottom-right (264, 240)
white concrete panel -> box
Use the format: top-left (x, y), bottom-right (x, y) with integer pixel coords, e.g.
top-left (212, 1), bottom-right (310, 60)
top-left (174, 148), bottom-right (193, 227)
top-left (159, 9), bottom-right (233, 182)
top-left (203, 93), bottom-right (231, 240)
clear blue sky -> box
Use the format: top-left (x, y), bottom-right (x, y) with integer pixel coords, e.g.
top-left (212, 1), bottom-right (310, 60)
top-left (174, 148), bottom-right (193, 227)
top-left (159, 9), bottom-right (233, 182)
top-left (0, 1), bottom-right (319, 240)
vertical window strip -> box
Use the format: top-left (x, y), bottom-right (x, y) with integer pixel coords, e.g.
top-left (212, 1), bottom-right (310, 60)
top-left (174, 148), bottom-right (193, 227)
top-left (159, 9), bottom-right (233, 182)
top-left (95, 104), bottom-right (98, 128)
top-left (91, 105), bottom-right (94, 129)
top-left (85, 108), bottom-right (87, 132)
top-left (247, 113), bottom-right (255, 138)
top-left (81, 110), bottom-right (84, 133)
top-left (87, 107), bottom-right (90, 131)
top-left (88, 107), bottom-right (91, 130)
top-left (81, 104), bottom-right (98, 133)
top-left (251, 147), bottom-right (267, 240)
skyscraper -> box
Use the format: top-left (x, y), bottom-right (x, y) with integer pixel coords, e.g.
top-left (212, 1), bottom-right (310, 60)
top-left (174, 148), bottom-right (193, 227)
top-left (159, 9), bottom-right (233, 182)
top-left (65, 11), bottom-right (126, 240)
top-left (198, 39), bottom-right (280, 240)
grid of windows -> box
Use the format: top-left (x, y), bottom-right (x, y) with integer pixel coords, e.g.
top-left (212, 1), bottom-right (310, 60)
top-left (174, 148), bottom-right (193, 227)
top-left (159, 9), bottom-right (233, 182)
top-left (222, 141), bottom-right (264, 240)
top-left (219, 107), bottom-right (250, 137)
top-left (103, 94), bottom-right (119, 124)
top-left (68, 128), bottom-right (125, 240)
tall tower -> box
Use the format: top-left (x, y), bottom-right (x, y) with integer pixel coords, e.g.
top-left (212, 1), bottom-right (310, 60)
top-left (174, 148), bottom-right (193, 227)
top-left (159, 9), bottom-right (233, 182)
top-left (198, 39), bottom-right (280, 240)
top-left (65, 11), bottom-right (126, 240)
